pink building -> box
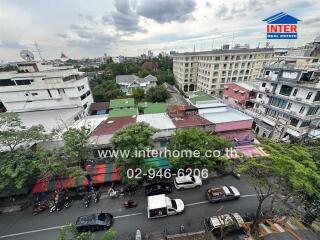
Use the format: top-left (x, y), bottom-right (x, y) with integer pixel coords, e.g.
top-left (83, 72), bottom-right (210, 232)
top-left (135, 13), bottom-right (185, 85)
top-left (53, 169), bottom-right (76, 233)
top-left (223, 83), bottom-right (256, 109)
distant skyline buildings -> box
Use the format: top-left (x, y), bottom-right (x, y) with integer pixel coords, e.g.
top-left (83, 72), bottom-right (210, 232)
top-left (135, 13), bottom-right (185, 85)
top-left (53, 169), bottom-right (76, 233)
top-left (1, 0), bottom-right (320, 62)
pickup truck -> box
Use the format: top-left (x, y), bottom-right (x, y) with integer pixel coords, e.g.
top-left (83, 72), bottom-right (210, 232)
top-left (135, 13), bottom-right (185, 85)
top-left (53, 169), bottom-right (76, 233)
top-left (205, 212), bottom-right (244, 235)
top-left (206, 185), bottom-right (240, 203)
top-left (147, 194), bottom-right (184, 219)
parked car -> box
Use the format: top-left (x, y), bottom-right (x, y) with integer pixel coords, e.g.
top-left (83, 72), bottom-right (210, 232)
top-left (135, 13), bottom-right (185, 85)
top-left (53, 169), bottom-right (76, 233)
top-left (145, 182), bottom-right (172, 196)
top-left (205, 212), bottom-right (244, 235)
top-left (174, 175), bottom-right (202, 190)
top-left (75, 212), bottom-right (113, 232)
top-left (206, 185), bottom-right (240, 203)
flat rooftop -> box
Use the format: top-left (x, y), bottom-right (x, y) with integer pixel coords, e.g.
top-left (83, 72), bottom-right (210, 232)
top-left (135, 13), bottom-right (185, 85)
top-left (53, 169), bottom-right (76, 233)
top-left (173, 48), bottom-right (274, 56)
top-left (18, 107), bottom-right (84, 132)
top-left (200, 107), bottom-right (253, 123)
top-left (138, 102), bottom-right (168, 114)
top-left (109, 98), bottom-right (135, 109)
top-left (137, 113), bottom-right (176, 130)
top-left (108, 108), bottom-right (138, 118)
top-left (189, 91), bottom-right (214, 104)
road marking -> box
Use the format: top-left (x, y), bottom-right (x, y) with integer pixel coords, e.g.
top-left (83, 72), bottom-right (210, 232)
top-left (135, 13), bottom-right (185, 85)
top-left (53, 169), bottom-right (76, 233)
top-left (114, 212), bottom-right (143, 219)
top-left (0, 212), bottom-right (143, 239)
top-left (185, 194), bottom-right (257, 207)
top-left (0, 194), bottom-right (258, 238)
top-left (0, 225), bottom-right (66, 239)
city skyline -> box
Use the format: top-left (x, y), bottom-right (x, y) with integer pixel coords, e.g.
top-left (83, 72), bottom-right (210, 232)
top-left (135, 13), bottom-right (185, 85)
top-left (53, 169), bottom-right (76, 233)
top-left (1, 0), bottom-right (320, 62)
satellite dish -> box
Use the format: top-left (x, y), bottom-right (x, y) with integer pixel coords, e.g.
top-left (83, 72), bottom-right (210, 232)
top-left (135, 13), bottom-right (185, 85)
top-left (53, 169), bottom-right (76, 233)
top-left (20, 50), bottom-right (35, 62)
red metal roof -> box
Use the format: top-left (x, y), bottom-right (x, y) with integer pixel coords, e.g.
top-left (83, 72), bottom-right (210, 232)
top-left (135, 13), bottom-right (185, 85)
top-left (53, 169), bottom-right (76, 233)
top-left (169, 105), bottom-right (198, 111)
top-left (171, 115), bottom-right (212, 128)
top-left (91, 116), bottom-right (137, 136)
top-left (89, 102), bottom-right (109, 112)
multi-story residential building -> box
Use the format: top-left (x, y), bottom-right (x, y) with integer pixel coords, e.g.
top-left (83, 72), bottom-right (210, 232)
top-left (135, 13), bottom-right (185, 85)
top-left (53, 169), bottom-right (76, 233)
top-left (0, 61), bottom-right (93, 113)
top-left (247, 65), bottom-right (320, 141)
top-left (173, 47), bottom-right (274, 96)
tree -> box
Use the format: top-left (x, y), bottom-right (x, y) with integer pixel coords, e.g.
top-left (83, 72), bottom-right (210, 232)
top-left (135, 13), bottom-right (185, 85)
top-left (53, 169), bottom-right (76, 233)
top-left (145, 85), bottom-right (170, 103)
top-left (132, 88), bottom-right (145, 102)
top-left (63, 126), bottom-right (91, 169)
top-left (167, 128), bottom-right (231, 170)
top-left (92, 80), bottom-right (125, 102)
top-left (0, 112), bottom-right (46, 151)
top-left (111, 122), bottom-right (158, 183)
top-left (237, 157), bottom-right (275, 240)
top-left (0, 148), bottom-right (39, 191)
top-left (100, 228), bottom-right (117, 240)
top-left (156, 71), bottom-right (175, 85)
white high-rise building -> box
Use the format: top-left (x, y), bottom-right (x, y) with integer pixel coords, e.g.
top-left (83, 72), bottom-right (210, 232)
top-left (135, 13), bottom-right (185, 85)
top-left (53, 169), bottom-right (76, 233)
top-left (0, 61), bottom-right (93, 113)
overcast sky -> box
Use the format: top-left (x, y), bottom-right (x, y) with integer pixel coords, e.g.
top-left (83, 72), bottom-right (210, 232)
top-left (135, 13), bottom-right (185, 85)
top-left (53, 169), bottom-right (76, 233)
top-left (0, 0), bottom-right (320, 62)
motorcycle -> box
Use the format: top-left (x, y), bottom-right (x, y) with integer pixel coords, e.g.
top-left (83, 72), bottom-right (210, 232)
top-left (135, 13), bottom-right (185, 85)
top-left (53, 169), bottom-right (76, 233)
top-left (231, 170), bottom-right (241, 179)
top-left (94, 191), bottom-right (101, 203)
top-left (63, 196), bottom-right (72, 208)
top-left (124, 200), bottom-right (138, 209)
top-left (32, 201), bottom-right (49, 215)
top-left (83, 194), bottom-right (92, 208)
top-left (135, 229), bottom-right (142, 240)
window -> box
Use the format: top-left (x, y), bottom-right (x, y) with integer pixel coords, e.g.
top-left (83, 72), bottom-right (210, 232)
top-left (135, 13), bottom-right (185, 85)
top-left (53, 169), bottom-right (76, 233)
top-left (307, 107), bottom-right (319, 115)
top-left (77, 86), bottom-right (81, 91)
top-left (31, 92), bottom-right (38, 96)
top-left (0, 79), bottom-right (16, 86)
top-left (16, 79), bottom-right (33, 85)
top-left (292, 89), bottom-right (298, 96)
top-left (258, 94), bottom-right (262, 98)
top-left (262, 83), bottom-right (266, 87)
top-left (270, 97), bottom-right (288, 109)
top-left (47, 89), bottom-right (52, 98)
top-left (314, 91), bottom-right (320, 101)
top-left (290, 118), bottom-right (299, 127)
top-left (287, 103), bottom-right (292, 110)
top-left (299, 106), bottom-right (305, 114)
top-left (306, 92), bottom-right (313, 100)
top-left (279, 85), bottom-right (293, 96)
top-left (300, 121), bottom-right (311, 128)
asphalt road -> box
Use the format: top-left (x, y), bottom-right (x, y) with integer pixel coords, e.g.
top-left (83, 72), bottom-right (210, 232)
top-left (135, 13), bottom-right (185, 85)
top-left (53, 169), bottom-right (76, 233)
top-left (0, 176), bottom-right (267, 240)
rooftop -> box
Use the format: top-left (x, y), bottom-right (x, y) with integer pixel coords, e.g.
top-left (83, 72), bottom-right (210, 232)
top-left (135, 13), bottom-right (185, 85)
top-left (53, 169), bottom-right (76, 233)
top-left (115, 74), bottom-right (157, 85)
top-left (108, 108), bottom-right (138, 118)
top-left (137, 113), bottom-right (176, 130)
top-left (200, 107), bottom-right (253, 123)
top-left (173, 48), bottom-right (274, 56)
top-left (18, 107), bottom-right (84, 132)
top-left (138, 102), bottom-right (168, 114)
top-left (171, 114), bottom-right (212, 128)
top-left (189, 91), bottom-right (215, 104)
top-left (89, 102), bottom-right (109, 112)
top-left (109, 98), bottom-right (135, 109)
top-left (226, 82), bottom-right (258, 91)
top-left (91, 116), bottom-right (137, 136)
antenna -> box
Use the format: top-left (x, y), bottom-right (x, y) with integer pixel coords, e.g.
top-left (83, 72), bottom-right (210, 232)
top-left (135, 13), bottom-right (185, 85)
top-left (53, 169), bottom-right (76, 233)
top-left (231, 33), bottom-right (235, 49)
top-left (34, 42), bottom-right (44, 60)
top-left (211, 39), bottom-right (214, 50)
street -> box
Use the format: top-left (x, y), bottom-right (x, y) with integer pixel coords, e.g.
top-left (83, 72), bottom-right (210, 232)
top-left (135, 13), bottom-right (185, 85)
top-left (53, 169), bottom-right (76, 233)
top-left (0, 176), bottom-right (266, 240)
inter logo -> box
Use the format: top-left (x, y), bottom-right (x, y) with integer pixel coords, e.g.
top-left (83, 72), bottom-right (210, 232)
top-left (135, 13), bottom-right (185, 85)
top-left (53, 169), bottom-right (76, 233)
top-left (263, 12), bottom-right (300, 39)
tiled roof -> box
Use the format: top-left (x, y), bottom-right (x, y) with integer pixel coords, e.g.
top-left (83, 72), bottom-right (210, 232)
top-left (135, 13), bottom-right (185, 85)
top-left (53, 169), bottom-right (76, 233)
top-left (89, 102), bottom-right (109, 112)
top-left (109, 98), bottom-right (135, 109)
top-left (91, 116), bottom-right (137, 136)
top-left (171, 115), bottom-right (212, 128)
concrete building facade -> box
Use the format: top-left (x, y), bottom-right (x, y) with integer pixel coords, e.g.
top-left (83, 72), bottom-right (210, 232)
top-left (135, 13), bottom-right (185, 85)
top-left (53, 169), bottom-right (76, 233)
top-left (173, 48), bottom-right (274, 96)
top-left (0, 61), bottom-right (93, 112)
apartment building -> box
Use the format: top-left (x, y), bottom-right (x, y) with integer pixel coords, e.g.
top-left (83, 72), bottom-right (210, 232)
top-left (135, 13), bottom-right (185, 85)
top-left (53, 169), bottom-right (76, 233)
top-left (247, 65), bottom-right (320, 141)
top-left (173, 48), bottom-right (274, 96)
top-left (0, 61), bottom-right (93, 112)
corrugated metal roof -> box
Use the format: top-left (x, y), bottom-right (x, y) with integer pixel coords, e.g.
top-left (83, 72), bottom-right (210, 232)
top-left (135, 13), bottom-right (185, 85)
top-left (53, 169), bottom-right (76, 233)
top-left (200, 107), bottom-right (253, 123)
top-left (90, 116), bottom-right (137, 136)
top-left (171, 115), bottom-right (212, 128)
top-left (137, 113), bottom-right (176, 130)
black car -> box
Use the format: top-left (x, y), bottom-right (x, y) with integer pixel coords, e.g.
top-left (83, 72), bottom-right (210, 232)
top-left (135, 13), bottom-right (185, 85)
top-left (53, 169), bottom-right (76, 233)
top-left (145, 182), bottom-right (172, 196)
top-left (76, 212), bottom-right (113, 232)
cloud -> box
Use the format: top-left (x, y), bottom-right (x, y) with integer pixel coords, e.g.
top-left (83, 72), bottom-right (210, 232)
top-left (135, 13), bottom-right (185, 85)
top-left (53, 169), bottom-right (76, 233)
top-left (0, 40), bottom-right (25, 49)
top-left (136, 0), bottom-right (196, 23)
top-left (303, 16), bottom-right (320, 25)
top-left (103, 0), bottom-right (146, 33)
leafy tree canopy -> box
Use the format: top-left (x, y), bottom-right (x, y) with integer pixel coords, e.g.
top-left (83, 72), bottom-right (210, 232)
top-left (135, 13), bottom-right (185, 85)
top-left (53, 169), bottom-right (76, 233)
top-left (145, 85), bottom-right (170, 103)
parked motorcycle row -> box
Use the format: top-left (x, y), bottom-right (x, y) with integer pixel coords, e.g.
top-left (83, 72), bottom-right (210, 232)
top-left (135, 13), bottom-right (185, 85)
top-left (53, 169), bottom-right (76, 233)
top-left (32, 189), bottom-right (101, 215)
